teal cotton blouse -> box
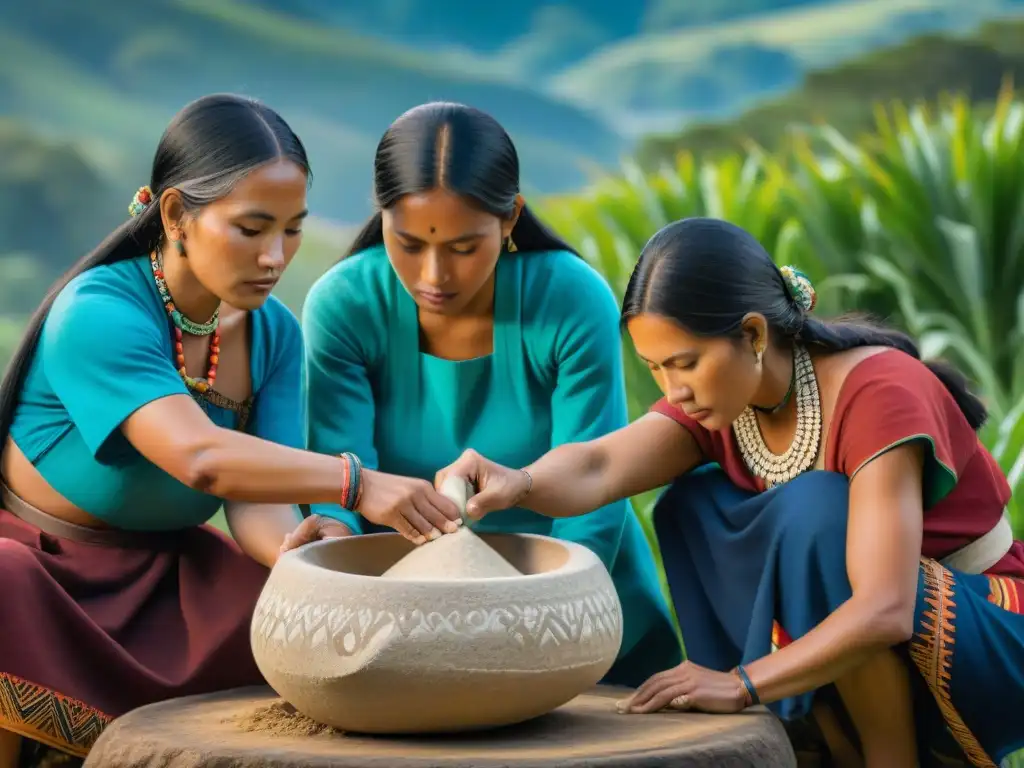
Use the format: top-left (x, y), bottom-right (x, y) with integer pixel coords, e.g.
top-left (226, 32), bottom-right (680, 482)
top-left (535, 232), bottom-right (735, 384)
top-left (301, 244), bottom-right (682, 683)
top-left (8, 255), bottom-right (304, 531)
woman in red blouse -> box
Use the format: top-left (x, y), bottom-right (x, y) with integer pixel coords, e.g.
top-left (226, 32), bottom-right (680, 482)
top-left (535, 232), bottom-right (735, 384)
top-left (437, 217), bottom-right (1024, 768)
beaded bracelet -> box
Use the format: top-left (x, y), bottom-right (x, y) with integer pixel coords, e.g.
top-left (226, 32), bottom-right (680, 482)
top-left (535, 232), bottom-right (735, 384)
top-left (340, 452), bottom-right (364, 511)
top-left (351, 453), bottom-right (364, 509)
top-left (733, 665), bottom-right (760, 707)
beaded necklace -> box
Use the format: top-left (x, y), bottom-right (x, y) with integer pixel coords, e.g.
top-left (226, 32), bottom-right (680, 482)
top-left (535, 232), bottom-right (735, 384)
top-left (149, 251), bottom-right (221, 396)
top-left (733, 343), bottom-right (822, 488)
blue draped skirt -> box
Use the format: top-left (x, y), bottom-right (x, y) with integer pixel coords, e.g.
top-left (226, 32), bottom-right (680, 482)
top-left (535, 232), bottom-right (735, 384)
top-left (652, 465), bottom-right (1024, 767)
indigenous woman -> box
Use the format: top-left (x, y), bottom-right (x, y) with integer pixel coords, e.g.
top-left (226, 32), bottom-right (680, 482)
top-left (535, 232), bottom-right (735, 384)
top-left (0, 94), bottom-right (461, 768)
top-left (301, 101), bottom-right (682, 687)
top-left (437, 217), bottom-right (1024, 768)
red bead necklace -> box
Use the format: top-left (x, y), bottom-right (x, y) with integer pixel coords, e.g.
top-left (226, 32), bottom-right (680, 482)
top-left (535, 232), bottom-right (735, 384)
top-left (173, 325), bottom-right (220, 394)
top-left (151, 252), bottom-right (220, 395)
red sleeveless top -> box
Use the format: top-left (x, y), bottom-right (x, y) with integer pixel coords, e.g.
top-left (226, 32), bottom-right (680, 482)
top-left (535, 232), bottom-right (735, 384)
top-left (651, 349), bottom-right (1024, 578)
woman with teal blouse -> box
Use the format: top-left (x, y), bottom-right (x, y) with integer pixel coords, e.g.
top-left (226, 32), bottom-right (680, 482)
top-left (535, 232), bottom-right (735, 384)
top-left (302, 101), bottom-right (683, 686)
top-left (0, 95), bottom-right (463, 768)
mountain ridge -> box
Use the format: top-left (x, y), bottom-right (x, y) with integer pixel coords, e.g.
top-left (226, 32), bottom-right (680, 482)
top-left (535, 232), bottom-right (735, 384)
top-left (1, 0), bottom-right (1021, 223)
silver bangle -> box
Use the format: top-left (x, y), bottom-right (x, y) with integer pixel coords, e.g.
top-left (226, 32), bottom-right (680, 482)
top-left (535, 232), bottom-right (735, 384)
top-left (518, 468), bottom-right (533, 501)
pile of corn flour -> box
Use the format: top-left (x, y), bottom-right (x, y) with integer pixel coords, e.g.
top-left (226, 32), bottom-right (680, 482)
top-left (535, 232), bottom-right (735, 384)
top-left (380, 476), bottom-right (521, 580)
top-left (381, 527), bottom-right (521, 580)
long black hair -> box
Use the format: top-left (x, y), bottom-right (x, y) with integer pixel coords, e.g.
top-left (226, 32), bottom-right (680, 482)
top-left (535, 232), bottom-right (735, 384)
top-left (344, 101), bottom-right (576, 258)
top-left (0, 93), bottom-right (311, 456)
top-left (621, 217), bottom-right (987, 430)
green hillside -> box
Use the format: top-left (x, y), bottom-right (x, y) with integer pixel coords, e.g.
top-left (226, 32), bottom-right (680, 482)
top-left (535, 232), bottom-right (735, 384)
top-left (0, 0), bottom-right (621, 223)
top-left (635, 16), bottom-right (1024, 165)
top-left (3, 0), bottom-right (1023, 224)
top-left (0, 119), bottom-right (119, 274)
top-left (551, 0), bottom-right (1023, 132)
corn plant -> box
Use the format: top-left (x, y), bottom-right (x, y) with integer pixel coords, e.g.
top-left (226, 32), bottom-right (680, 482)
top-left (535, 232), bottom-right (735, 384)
top-left (791, 87), bottom-right (1024, 531)
top-left (795, 85), bottom-right (1024, 421)
top-left (985, 403), bottom-right (1024, 531)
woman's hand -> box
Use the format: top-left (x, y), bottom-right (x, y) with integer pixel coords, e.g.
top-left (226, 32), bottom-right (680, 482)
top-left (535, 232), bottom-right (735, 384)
top-left (357, 469), bottom-right (463, 545)
top-left (279, 514), bottom-right (354, 556)
top-left (616, 661), bottom-right (749, 715)
top-left (435, 449), bottom-right (532, 522)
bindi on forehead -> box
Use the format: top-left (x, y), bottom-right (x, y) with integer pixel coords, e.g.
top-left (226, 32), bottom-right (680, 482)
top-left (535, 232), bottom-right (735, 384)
top-left (430, 226), bottom-right (436, 234)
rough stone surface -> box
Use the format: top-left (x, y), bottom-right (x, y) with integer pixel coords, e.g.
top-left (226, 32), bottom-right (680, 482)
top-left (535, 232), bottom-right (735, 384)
top-left (83, 685), bottom-right (798, 768)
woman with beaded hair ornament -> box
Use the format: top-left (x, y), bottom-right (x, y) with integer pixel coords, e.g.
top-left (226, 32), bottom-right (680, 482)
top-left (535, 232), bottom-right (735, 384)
top-left (0, 94), bottom-right (462, 768)
top-left (438, 217), bottom-right (1024, 768)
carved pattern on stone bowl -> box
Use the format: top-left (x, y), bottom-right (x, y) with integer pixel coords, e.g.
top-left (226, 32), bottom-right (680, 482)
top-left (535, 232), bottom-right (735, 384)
top-left (252, 584), bottom-right (622, 671)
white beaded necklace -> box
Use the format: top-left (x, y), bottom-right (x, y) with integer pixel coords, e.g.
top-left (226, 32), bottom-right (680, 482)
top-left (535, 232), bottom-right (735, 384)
top-left (733, 344), bottom-right (822, 488)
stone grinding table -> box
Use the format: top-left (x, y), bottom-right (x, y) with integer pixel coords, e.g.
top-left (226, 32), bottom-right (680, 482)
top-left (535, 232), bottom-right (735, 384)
top-left (82, 685), bottom-right (797, 767)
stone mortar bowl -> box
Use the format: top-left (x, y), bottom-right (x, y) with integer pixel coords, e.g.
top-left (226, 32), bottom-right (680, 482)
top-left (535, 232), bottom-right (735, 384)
top-left (250, 532), bottom-right (624, 735)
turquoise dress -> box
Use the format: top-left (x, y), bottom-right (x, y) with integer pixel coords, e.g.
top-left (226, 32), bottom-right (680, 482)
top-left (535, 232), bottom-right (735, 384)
top-left (301, 244), bottom-right (682, 686)
top-left (9, 255), bottom-right (305, 530)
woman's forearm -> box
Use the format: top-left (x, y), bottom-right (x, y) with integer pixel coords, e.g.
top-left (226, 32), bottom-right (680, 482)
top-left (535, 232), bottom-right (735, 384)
top-left (743, 594), bottom-right (914, 703)
top-left (746, 447), bottom-right (926, 704)
top-left (224, 502), bottom-right (307, 568)
top-left (515, 416), bottom-right (699, 520)
top-left (188, 428), bottom-right (351, 504)
top-left (519, 442), bottom-right (618, 519)
top-left (123, 396), bottom-right (353, 506)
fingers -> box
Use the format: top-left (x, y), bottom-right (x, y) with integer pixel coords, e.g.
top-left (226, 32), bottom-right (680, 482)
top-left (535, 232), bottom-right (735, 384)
top-left (415, 493), bottom-right (461, 535)
top-left (390, 513), bottom-right (428, 546)
top-left (667, 695), bottom-right (692, 711)
top-left (411, 497), bottom-right (453, 539)
top-left (616, 681), bottom-right (692, 715)
top-left (616, 665), bottom-right (686, 713)
top-left (434, 450), bottom-right (502, 523)
top-left (465, 469), bottom-right (528, 521)
top-left (279, 515), bottom-right (321, 554)
top-left (319, 521), bottom-right (353, 539)
top-left (433, 477), bottom-right (468, 522)
top-left (435, 449), bottom-right (481, 492)
top-left (398, 503), bottom-right (436, 543)
top-left (280, 517), bottom-right (355, 555)
top-left (637, 665), bottom-right (681, 699)
top-left (631, 683), bottom-right (693, 714)
top-left (401, 480), bottom-right (463, 540)
top-left (464, 486), bottom-right (505, 520)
